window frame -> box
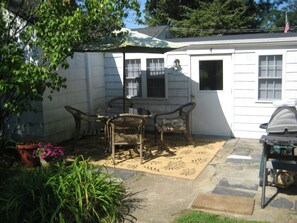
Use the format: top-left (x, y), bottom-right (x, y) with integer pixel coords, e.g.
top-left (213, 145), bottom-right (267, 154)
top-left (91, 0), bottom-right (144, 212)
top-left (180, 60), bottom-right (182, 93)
top-left (256, 52), bottom-right (284, 102)
top-left (125, 59), bottom-right (142, 98)
top-left (125, 55), bottom-right (167, 99)
top-left (146, 58), bottom-right (166, 98)
top-left (199, 60), bottom-right (224, 91)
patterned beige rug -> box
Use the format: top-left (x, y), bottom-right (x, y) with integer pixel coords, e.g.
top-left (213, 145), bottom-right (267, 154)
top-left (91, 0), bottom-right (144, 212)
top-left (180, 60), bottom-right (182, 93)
top-left (92, 136), bottom-right (225, 180)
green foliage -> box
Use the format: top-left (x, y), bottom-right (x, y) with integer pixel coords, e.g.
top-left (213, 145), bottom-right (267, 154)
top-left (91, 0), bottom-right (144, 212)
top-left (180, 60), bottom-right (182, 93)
top-left (144, 0), bottom-right (199, 26)
top-left (0, 158), bottom-right (130, 222)
top-left (0, 0), bottom-right (140, 139)
top-left (273, 2), bottom-right (297, 32)
top-left (173, 0), bottom-right (254, 37)
top-left (171, 0), bottom-right (257, 37)
top-left (256, 0), bottom-right (288, 27)
top-left (144, 0), bottom-right (292, 37)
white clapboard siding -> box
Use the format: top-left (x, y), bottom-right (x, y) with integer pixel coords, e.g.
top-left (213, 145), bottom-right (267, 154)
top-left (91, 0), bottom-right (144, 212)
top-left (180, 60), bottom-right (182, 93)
top-left (104, 52), bottom-right (191, 130)
top-left (42, 53), bottom-right (105, 143)
top-left (232, 48), bottom-right (297, 139)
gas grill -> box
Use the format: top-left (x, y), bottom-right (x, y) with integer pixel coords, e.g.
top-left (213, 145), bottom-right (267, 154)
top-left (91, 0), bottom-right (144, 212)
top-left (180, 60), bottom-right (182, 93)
top-left (259, 102), bottom-right (297, 208)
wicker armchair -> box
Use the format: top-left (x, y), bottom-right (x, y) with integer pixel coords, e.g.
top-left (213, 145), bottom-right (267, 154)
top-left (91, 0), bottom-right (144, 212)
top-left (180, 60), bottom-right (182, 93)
top-left (154, 102), bottom-right (196, 147)
top-left (106, 114), bottom-right (145, 164)
top-left (65, 105), bottom-right (102, 145)
top-left (96, 97), bottom-right (135, 150)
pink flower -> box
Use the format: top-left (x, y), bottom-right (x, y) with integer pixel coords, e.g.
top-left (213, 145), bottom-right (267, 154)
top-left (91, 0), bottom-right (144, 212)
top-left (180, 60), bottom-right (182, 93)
top-left (33, 142), bottom-right (64, 161)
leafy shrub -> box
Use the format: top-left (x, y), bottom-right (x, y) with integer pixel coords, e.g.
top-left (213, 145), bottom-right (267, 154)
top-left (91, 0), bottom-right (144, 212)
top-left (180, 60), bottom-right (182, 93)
top-left (0, 158), bottom-right (129, 222)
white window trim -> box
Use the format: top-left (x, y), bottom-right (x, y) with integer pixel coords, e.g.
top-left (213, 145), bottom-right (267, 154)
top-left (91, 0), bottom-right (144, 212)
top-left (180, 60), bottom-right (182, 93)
top-left (125, 54), bottom-right (168, 99)
top-left (255, 50), bottom-right (286, 103)
top-left (190, 55), bottom-right (232, 93)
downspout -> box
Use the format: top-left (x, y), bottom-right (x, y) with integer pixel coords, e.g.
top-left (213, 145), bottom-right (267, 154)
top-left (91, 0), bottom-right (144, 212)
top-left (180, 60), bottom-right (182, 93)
top-left (123, 51), bottom-right (126, 112)
top-left (85, 53), bottom-right (93, 113)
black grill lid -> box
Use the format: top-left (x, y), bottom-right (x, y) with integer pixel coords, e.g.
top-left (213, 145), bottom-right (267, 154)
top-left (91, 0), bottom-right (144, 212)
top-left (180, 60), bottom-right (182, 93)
top-left (266, 106), bottom-right (297, 133)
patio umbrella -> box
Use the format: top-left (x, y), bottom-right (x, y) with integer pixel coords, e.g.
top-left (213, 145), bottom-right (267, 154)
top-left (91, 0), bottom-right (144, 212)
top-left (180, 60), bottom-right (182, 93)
top-left (77, 28), bottom-right (185, 110)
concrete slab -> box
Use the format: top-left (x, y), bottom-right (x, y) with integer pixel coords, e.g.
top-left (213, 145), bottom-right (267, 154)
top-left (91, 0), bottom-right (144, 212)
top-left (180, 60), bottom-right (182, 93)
top-left (114, 137), bottom-right (297, 223)
top-left (73, 135), bottom-right (297, 223)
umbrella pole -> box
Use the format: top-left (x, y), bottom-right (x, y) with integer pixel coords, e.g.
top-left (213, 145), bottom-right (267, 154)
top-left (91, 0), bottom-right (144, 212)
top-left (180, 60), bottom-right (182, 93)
top-left (123, 52), bottom-right (126, 113)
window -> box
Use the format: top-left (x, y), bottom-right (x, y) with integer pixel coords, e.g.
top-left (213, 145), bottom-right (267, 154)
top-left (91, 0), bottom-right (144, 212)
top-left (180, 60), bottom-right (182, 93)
top-left (199, 60), bottom-right (223, 90)
top-left (258, 55), bottom-right (282, 100)
top-left (125, 58), bottom-right (166, 98)
top-left (125, 59), bottom-right (142, 97)
top-left (146, 58), bottom-right (165, 97)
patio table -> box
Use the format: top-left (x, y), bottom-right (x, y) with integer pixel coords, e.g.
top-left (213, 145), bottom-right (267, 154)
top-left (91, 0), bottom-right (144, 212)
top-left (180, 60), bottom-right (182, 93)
top-left (97, 107), bottom-right (152, 119)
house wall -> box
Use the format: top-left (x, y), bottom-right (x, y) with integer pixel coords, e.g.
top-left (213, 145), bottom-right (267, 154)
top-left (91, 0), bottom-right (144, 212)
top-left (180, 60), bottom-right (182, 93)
top-left (232, 46), bottom-right (297, 139)
top-left (104, 43), bottom-right (297, 139)
top-left (6, 101), bottom-right (45, 139)
top-left (146, 53), bottom-right (191, 129)
top-left (3, 9), bottom-right (45, 138)
top-left (42, 52), bottom-right (105, 143)
top-left (180, 44), bottom-right (297, 139)
top-left (104, 53), bottom-right (125, 101)
top-left (104, 52), bottom-right (191, 130)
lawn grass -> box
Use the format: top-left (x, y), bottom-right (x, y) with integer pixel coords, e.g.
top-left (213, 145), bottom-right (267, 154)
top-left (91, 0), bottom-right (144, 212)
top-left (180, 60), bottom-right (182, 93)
top-left (173, 210), bottom-right (266, 223)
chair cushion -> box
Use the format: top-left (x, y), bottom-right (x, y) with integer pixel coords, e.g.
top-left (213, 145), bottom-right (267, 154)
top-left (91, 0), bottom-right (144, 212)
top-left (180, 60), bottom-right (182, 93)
top-left (156, 118), bottom-right (186, 132)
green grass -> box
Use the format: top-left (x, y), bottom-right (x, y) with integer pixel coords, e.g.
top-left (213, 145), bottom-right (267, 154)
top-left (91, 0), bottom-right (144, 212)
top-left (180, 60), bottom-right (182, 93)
top-left (173, 210), bottom-right (266, 223)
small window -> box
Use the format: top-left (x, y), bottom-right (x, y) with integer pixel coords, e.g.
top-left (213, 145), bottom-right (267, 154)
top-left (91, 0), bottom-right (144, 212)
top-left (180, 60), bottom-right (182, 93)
top-left (125, 59), bottom-right (142, 97)
top-left (147, 58), bottom-right (165, 98)
top-left (199, 60), bottom-right (223, 90)
top-left (258, 55), bottom-right (282, 100)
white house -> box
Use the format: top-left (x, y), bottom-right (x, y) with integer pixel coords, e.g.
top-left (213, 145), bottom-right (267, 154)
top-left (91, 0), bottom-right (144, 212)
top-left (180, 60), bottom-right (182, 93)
top-left (104, 31), bottom-right (297, 139)
top-left (9, 52), bottom-right (105, 143)
top-left (2, 3), bottom-right (106, 143)
top-left (16, 31), bottom-right (297, 142)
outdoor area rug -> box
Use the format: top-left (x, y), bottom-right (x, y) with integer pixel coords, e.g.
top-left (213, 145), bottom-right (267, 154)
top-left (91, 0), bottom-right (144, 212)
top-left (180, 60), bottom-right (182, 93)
top-left (92, 136), bottom-right (225, 180)
top-left (192, 193), bottom-right (255, 215)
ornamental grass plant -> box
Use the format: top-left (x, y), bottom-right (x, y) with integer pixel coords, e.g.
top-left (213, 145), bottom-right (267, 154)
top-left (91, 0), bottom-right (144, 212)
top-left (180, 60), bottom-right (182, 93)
top-left (0, 157), bottom-right (133, 223)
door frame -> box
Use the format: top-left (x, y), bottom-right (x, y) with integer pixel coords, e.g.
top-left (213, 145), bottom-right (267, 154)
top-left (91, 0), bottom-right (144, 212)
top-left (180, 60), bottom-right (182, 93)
top-left (190, 54), bottom-right (234, 137)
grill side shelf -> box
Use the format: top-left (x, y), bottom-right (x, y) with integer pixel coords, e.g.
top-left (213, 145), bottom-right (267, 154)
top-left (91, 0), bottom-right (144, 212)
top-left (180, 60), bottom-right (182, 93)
top-left (259, 135), bottom-right (297, 146)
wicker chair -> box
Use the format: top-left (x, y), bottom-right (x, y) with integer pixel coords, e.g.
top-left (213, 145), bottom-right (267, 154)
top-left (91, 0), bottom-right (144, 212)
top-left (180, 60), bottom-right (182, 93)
top-left (96, 97), bottom-right (135, 149)
top-left (154, 102), bottom-right (196, 147)
top-left (65, 105), bottom-right (103, 145)
top-left (106, 114), bottom-right (145, 164)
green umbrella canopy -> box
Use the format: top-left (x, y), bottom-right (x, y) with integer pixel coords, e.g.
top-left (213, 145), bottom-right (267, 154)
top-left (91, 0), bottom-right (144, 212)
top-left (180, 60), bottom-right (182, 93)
top-left (77, 28), bottom-right (184, 53)
top-left (77, 28), bottom-right (185, 111)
